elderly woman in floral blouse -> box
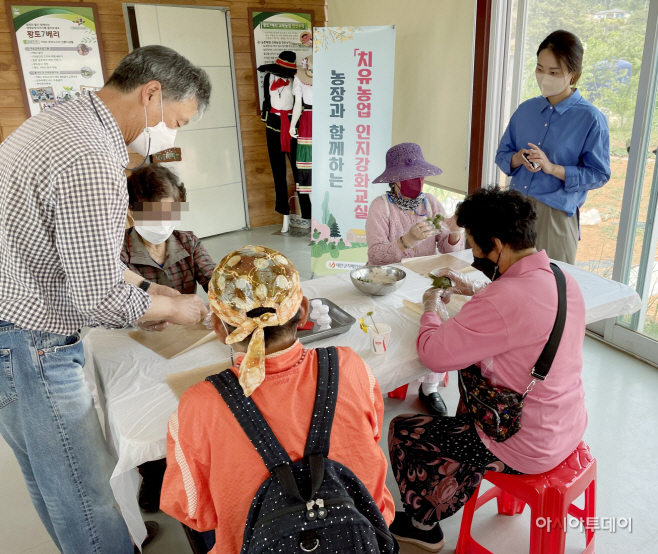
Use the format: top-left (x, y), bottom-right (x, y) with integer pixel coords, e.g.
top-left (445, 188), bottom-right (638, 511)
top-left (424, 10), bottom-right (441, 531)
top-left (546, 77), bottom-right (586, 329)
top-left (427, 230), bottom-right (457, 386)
top-left (365, 143), bottom-right (464, 416)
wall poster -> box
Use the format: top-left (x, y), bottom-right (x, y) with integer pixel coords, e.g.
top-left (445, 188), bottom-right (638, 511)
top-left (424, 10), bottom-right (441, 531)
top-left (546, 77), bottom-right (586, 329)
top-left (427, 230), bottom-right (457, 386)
top-left (248, 8), bottom-right (314, 114)
top-left (6, 2), bottom-right (107, 118)
top-left (311, 26), bottom-right (396, 276)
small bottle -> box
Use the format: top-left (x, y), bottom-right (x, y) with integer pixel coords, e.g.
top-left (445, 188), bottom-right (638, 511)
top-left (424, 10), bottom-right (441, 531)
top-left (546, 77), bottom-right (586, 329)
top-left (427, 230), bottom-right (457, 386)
top-left (310, 299), bottom-right (323, 320)
top-left (318, 314), bottom-right (332, 330)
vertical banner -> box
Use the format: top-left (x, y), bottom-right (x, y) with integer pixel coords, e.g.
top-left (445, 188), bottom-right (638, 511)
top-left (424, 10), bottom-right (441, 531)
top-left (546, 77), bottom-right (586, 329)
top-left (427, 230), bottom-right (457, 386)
top-left (6, 3), bottom-right (107, 118)
top-left (311, 26), bottom-right (395, 276)
top-left (248, 9), bottom-right (314, 114)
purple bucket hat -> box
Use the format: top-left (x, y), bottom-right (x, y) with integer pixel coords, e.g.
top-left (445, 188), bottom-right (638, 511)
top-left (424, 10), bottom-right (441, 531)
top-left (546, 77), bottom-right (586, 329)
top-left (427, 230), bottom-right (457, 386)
top-left (372, 143), bottom-right (442, 184)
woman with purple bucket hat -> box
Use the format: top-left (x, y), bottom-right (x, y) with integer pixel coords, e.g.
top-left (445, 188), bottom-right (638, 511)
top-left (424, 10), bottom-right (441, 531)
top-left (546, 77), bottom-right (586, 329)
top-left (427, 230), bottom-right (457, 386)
top-left (366, 143), bottom-right (464, 417)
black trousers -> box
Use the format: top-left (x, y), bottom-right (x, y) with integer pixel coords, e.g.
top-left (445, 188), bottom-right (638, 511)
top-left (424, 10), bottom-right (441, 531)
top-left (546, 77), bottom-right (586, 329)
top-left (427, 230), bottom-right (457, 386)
top-left (266, 124), bottom-right (298, 216)
top-left (298, 192), bottom-right (312, 220)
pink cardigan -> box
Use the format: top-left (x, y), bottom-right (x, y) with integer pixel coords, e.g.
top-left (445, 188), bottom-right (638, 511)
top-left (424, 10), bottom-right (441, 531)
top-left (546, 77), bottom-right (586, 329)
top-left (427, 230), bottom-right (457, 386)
top-left (365, 194), bottom-right (464, 265)
top-left (417, 251), bottom-right (588, 474)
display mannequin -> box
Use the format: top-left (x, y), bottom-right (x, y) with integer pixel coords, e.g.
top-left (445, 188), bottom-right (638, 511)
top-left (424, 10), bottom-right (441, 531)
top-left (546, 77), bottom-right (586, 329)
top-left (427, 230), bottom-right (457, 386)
top-left (289, 55), bottom-right (313, 220)
top-left (258, 51), bottom-right (298, 233)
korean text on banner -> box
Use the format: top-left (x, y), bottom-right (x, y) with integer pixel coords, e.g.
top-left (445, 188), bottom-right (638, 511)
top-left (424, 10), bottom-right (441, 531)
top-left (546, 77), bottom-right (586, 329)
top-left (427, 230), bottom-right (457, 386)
top-left (311, 26), bottom-right (396, 276)
top-left (8, 3), bottom-right (107, 118)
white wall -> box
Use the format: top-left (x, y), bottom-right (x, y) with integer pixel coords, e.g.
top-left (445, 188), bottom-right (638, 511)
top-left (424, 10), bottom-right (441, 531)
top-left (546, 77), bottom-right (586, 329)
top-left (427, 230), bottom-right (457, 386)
top-left (327, 0), bottom-right (475, 193)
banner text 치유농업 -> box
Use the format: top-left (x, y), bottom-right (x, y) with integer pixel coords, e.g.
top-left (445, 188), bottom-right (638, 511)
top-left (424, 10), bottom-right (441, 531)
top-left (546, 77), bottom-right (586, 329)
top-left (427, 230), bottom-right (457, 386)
top-left (311, 26), bottom-right (396, 276)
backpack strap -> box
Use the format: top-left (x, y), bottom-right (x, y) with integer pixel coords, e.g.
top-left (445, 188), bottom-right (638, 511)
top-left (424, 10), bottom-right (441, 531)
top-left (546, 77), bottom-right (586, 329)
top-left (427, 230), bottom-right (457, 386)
top-left (278, 346), bottom-right (338, 502)
top-left (304, 346), bottom-right (339, 458)
top-left (206, 370), bottom-right (292, 471)
top-left (206, 354), bottom-right (340, 504)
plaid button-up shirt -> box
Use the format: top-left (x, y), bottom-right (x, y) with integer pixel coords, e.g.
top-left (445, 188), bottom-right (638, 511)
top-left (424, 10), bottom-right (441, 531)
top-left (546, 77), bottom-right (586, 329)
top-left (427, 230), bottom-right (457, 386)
top-left (0, 93), bottom-right (151, 335)
top-left (121, 229), bottom-right (216, 294)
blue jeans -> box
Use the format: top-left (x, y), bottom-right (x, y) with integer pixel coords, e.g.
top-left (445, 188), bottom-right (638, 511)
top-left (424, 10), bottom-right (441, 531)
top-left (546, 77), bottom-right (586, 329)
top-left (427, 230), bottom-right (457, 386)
top-left (0, 321), bottom-right (133, 553)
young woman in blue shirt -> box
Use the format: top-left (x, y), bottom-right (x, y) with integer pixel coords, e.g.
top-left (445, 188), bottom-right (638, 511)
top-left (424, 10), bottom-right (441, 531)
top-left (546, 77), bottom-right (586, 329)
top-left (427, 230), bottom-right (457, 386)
top-left (496, 30), bottom-right (610, 264)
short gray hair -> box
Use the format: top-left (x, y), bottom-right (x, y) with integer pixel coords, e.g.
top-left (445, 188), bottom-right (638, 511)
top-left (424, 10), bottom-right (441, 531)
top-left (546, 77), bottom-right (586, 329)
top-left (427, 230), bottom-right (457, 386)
top-left (106, 45), bottom-right (211, 115)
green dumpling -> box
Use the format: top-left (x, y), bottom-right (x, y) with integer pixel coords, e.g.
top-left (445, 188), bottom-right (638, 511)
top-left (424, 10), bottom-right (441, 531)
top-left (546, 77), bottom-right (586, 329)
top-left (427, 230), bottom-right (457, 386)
top-left (429, 275), bottom-right (453, 289)
top-left (426, 214), bottom-right (445, 229)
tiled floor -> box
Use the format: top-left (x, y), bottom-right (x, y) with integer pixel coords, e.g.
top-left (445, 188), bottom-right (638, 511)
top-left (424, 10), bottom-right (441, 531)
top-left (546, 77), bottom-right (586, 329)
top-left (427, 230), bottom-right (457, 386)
top-left (1, 226), bottom-right (657, 553)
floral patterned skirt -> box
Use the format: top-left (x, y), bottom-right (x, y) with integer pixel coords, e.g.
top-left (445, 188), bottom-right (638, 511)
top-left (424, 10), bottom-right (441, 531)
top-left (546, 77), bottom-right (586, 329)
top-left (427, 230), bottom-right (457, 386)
top-left (388, 413), bottom-right (523, 526)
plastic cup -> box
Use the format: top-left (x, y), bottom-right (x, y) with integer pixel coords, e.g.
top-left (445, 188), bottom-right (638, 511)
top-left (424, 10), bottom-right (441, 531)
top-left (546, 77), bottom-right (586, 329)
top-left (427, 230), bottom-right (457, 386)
top-left (319, 305), bottom-right (330, 314)
top-left (368, 323), bottom-right (391, 354)
top-left (311, 299), bottom-right (323, 309)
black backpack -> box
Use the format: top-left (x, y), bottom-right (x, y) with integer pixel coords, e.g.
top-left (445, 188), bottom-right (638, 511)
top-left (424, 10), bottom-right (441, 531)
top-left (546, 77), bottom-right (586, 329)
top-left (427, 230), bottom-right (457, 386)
top-left (206, 347), bottom-right (396, 554)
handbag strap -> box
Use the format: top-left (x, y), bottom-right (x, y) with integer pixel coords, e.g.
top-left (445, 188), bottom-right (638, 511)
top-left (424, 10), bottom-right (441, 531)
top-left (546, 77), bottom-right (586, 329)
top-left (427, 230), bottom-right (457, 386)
top-left (524, 263), bottom-right (567, 393)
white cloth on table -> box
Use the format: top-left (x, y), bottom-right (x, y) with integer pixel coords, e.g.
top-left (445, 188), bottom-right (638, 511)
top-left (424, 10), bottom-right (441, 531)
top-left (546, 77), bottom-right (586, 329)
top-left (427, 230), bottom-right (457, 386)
top-left (448, 250), bottom-right (642, 325)
top-left (84, 331), bottom-right (232, 548)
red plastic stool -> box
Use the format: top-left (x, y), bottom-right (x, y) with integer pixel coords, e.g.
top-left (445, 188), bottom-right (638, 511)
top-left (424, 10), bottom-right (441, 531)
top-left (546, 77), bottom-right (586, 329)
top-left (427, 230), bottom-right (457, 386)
top-left (387, 373), bottom-right (450, 399)
top-left (456, 441), bottom-right (596, 554)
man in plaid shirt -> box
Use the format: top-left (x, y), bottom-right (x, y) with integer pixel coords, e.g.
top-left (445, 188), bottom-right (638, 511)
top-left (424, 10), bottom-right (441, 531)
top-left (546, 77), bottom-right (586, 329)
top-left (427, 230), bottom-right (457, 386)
top-left (0, 46), bottom-right (210, 553)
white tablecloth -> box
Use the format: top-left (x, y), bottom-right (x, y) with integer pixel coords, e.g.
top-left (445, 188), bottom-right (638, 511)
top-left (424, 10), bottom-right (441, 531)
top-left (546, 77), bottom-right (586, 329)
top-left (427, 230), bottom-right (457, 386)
top-left (84, 259), bottom-right (640, 546)
top-left (447, 250), bottom-right (643, 325)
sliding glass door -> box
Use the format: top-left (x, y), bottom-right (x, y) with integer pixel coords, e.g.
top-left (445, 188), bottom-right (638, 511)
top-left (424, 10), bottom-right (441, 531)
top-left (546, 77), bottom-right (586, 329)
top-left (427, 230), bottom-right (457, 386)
top-left (606, 0), bottom-right (658, 360)
top-left (490, 0), bottom-right (658, 363)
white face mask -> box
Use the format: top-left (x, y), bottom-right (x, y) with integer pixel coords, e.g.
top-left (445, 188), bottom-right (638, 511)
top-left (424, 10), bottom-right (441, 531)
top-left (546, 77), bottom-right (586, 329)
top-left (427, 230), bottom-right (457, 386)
top-left (128, 93), bottom-right (177, 157)
top-left (134, 223), bottom-right (177, 245)
top-left (536, 72), bottom-right (572, 98)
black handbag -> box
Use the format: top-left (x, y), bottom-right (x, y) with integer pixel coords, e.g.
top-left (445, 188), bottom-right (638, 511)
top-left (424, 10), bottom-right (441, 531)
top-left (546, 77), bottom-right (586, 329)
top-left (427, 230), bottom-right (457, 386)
top-left (457, 263), bottom-right (567, 442)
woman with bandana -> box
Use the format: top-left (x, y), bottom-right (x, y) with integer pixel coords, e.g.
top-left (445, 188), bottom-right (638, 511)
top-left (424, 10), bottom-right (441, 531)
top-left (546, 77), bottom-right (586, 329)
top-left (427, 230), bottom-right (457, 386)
top-left (366, 143), bottom-right (464, 417)
top-left (495, 30), bottom-right (610, 264)
top-left (160, 246), bottom-right (395, 554)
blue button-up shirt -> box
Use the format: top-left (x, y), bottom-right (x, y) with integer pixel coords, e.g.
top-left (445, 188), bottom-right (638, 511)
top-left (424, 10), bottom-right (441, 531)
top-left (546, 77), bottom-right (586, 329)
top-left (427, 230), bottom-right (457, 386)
top-left (495, 90), bottom-right (610, 217)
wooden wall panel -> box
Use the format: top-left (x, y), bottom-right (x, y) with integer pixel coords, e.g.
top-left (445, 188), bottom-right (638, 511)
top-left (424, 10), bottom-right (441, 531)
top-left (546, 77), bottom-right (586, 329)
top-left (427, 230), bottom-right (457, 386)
top-left (0, 0), bottom-right (327, 228)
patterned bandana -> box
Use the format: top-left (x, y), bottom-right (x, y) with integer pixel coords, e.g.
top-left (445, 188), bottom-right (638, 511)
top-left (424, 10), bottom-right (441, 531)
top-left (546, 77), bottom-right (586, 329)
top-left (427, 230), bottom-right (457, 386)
top-left (208, 246), bottom-right (303, 397)
top-left (387, 191), bottom-right (426, 212)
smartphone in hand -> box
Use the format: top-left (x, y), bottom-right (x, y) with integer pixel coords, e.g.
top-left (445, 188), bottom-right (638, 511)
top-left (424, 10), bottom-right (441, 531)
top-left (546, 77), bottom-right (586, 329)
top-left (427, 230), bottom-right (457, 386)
top-left (523, 152), bottom-right (539, 170)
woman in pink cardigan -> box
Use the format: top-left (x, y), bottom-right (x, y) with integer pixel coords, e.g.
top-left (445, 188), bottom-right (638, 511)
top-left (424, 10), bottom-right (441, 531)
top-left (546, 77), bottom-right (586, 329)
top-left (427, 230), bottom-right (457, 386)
top-left (366, 143), bottom-right (464, 417)
top-left (388, 188), bottom-right (587, 552)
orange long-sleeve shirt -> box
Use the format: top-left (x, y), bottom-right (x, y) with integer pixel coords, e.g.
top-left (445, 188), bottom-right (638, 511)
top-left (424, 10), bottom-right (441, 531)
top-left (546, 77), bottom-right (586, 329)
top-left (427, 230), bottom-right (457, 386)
top-left (161, 342), bottom-right (395, 553)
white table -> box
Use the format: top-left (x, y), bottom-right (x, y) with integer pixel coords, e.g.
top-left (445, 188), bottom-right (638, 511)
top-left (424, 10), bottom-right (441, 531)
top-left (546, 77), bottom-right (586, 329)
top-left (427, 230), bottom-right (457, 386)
top-left (84, 259), bottom-right (641, 546)
top-left (447, 250), bottom-right (643, 325)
